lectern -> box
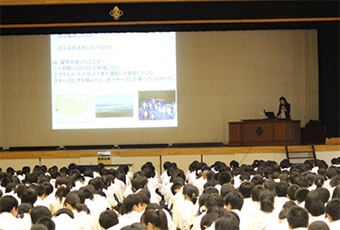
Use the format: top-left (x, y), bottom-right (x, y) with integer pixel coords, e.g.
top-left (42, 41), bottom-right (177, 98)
top-left (229, 119), bottom-right (301, 146)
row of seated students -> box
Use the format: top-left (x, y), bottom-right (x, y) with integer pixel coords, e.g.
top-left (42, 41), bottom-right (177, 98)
top-left (0, 157), bottom-right (340, 230)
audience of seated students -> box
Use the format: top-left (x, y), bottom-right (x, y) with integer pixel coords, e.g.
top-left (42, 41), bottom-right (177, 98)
top-left (0, 157), bottom-right (340, 230)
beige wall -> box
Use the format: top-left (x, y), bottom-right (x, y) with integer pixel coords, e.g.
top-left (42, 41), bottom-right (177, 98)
top-left (0, 30), bottom-right (319, 148)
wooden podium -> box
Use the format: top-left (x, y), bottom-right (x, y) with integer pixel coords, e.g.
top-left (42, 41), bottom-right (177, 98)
top-left (229, 119), bottom-right (301, 146)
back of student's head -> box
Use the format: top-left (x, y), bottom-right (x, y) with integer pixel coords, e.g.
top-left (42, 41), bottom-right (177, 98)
top-left (200, 211), bottom-right (219, 230)
top-left (0, 195), bottom-right (18, 213)
top-left (34, 183), bottom-right (47, 197)
top-left (18, 202), bottom-right (33, 218)
top-left (332, 187), bottom-right (340, 201)
top-left (280, 159), bottom-right (291, 169)
top-left (131, 175), bottom-right (148, 192)
top-left (121, 193), bottom-right (143, 214)
top-left (259, 190), bottom-right (275, 213)
top-left (141, 207), bottom-right (168, 230)
top-left (308, 220), bottom-right (330, 230)
top-left (305, 190), bottom-right (325, 216)
top-left (287, 206), bottom-right (309, 229)
top-left (314, 175), bottom-right (325, 188)
top-left (316, 187), bottom-right (330, 204)
top-left (183, 184), bottom-right (199, 204)
top-left (279, 200), bottom-right (297, 220)
top-left (5, 182), bottom-right (16, 193)
top-left (214, 212), bottom-right (240, 230)
top-left (136, 190), bottom-right (150, 207)
top-left (294, 176), bottom-right (308, 188)
top-left (31, 206), bottom-right (52, 224)
top-left (251, 174), bottom-right (264, 186)
top-left (64, 191), bottom-right (84, 212)
top-left (275, 181), bottom-right (289, 197)
top-left (287, 184), bottom-right (300, 201)
top-left (250, 184), bottom-right (265, 202)
top-left (120, 223), bottom-right (147, 230)
top-left (325, 198), bottom-right (340, 222)
top-left (88, 177), bottom-right (103, 192)
top-left (142, 166), bottom-right (155, 179)
top-left (99, 210), bottom-right (119, 229)
top-left (238, 181), bottom-right (253, 198)
top-left (220, 183), bottom-right (235, 198)
top-left (55, 208), bottom-right (74, 219)
top-left (20, 187), bottom-right (38, 206)
top-left (217, 171), bottom-right (232, 185)
top-left (295, 187), bottom-right (310, 204)
top-left (224, 191), bottom-right (244, 211)
top-left (35, 216), bottom-right (55, 230)
top-left (205, 193), bottom-right (224, 210)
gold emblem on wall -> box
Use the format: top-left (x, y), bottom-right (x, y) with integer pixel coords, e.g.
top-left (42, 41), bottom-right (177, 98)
top-left (109, 6), bottom-right (123, 20)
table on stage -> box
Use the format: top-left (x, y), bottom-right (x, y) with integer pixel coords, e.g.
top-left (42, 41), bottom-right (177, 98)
top-left (229, 119), bottom-right (301, 146)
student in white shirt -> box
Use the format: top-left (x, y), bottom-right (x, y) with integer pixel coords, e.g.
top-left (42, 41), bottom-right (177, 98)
top-left (224, 190), bottom-right (248, 230)
top-left (305, 191), bottom-right (328, 225)
top-left (286, 206), bottom-right (309, 230)
top-left (325, 198), bottom-right (340, 230)
top-left (98, 210), bottom-right (119, 230)
top-left (141, 205), bottom-right (169, 230)
top-left (52, 208), bottom-right (79, 230)
top-left (64, 191), bottom-right (101, 230)
top-left (0, 195), bottom-right (26, 230)
top-left (172, 184), bottom-right (199, 230)
top-left (114, 193), bottom-right (145, 230)
top-left (248, 190), bottom-right (280, 230)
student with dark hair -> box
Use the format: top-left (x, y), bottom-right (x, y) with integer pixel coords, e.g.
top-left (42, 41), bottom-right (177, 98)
top-left (217, 171), bottom-right (232, 186)
top-left (141, 206), bottom-right (168, 230)
top-left (224, 191), bottom-right (247, 230)
top-left (18, 202), bottom-right (33, 229)
top-left (287, 206), bottom-right (309, 229)
top-left (116, 193), bottom-right (145, 229)
top-left (220, 183), bottom-right (235, 198)
top-left (295, 188), bottom-right (310, 207)
top-left (173, 184), bottom-right (199, 230)
top-left (200, 212), bottom-right (219, 230)
top-left (308, 220), bottom-right (330, 230)
top-left (251, 174), bottom-right (264, 186)
top-left (241, 184), bottom-right (264, 217)
top-left (35, 216), bottom-right (56, 230)
top-left (316, 187), bottom-right (330, 204)
top-left (238, 181), bottom-right (253, 199)
top-left (304, 191), bottom-right (326, 225)
top-left (278, 200), bottom-right (298, 226)
top-left (21, 187), bottom-right (38, 206)
top-left (64, 191), bottom-right (100, 229)
top-left (33, 183), bottom-right (48, 207)
top-left (331, 184), bottom-right (340, 199)
top-left (0, 195), bottom-right (26, 230)
top-left (50, 183), bottom-right (70, 215)
top-left (224, 191), bottom-right (244, 211)
top-left (287, 184), bottom-right (300, 201)
top-left (120, 223), bottom-right (147, 230)
top-left (275, 181), bottom-right (290, 211)
top-left (52, 208), bottom-right (78, 230)
top-left (191, 193), bottom-right (224, 230)
top-left (98, 210), bottom-right (119, 229)
top-left (249, 190), bottom-right (278, 229)
top-left (214, 212), bottom-right (240, 230)
top-left (31, 206), bottom-right (52, 224)
top-left (325, 198), bottom-right (340, 230)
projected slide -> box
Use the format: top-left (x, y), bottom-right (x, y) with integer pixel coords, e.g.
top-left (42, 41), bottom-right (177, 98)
top-left (51, 32), bottom-right (177, 129)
